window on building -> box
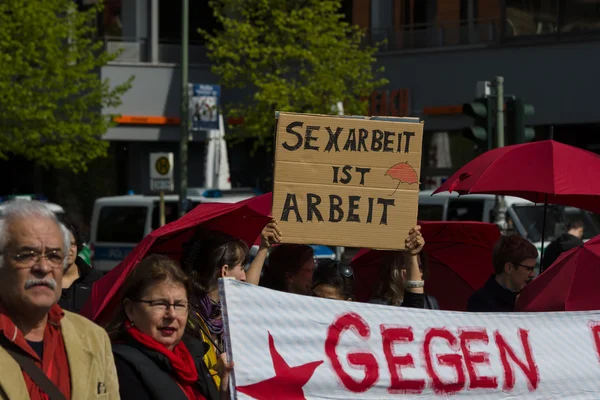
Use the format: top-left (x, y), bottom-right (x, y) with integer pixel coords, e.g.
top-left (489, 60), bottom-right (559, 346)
top-left (505, 0), bottom-right (600, 38)
top-left (371, 0), bottom-right (394, 44)
top-left (460, 0), bottom-right (479, 44)
top-left (340, 0), bottom-right (353, 25)
top-left (102, 0), bottom-right (123, 38)
top-left (561, 0), bottom-right (600, 33)
top-left (159, 0), bottom-right (221, 44)
top-left (505, 0), bottom-right (560, 36)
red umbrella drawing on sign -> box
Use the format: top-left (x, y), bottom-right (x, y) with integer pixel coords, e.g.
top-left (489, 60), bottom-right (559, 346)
top-left (386, 162), bottom-right (418, 195)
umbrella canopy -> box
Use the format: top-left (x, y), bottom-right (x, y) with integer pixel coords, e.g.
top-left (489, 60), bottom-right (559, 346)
top-left (81, 193), bottom-right (273, 324)
top-left (351, 221), bottom-right (500, 310)
top-left (516, 234), bottom-right (600, 311)
top-left (433, 140), bottom-right (600, 214)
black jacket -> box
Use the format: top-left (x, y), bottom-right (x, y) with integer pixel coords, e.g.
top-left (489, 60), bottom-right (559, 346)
top-left (541, 233), bottom-right (584, 270)
top-left (58, 258), bottom-right (103, 313)
top-left (467, 274), bottom-right (518, 312)
top-left (113, 334), bottom-right (220, 400)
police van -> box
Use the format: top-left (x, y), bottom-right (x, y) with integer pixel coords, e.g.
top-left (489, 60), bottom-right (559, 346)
top-left (90, 188), bottom-right (259, 272)
top-left (418, 190), bottom-right (600, 265)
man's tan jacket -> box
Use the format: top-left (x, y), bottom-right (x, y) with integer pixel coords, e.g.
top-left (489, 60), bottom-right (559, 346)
top-left (0, 310), bottom-right (119, 399)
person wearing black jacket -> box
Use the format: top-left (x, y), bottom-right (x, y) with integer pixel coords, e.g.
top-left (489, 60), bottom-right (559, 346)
top-left (541, 219), bottom-right (584, 270)
top-left (467, 234), bottom-right (538, 312)
top-left (106, 254), bottom-right (231, 400)
top-left (59, 219), bottom-right (103, 313)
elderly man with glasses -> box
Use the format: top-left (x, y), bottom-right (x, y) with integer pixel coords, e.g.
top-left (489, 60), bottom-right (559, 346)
top-left (0, 200), bottom-right (118, 399)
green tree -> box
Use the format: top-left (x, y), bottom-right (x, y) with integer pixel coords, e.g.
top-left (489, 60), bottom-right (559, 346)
top-left (0, 0), bottom-right (133, 172)
top-left (202, 0), bottom-right (388, 150)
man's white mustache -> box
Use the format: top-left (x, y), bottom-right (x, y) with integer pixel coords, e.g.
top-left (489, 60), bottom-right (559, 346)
top-left (24, 278), bottom-right (57, 290)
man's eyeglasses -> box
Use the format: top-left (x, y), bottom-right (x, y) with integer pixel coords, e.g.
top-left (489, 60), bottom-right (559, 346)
top-left (3, 250), bottom-right (65, 269)
top-left (513, 262), bottom-right (535, 273)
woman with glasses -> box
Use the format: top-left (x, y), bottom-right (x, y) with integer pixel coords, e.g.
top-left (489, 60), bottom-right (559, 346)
top-left (312, 260), bottom-right (354, 301)
top-left (106, 254), bottom-right (232, 400)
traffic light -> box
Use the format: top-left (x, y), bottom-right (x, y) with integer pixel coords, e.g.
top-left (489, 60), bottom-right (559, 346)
top-left (463, 97), bottom-right (494, 151)
top-left (506, 97), bottom-right (535, 144)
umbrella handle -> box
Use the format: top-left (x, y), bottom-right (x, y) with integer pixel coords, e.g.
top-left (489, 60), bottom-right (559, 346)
top-left (389, 181), bottom-right (401, 196)
top-left (539, 195), bottom-right (548, 273)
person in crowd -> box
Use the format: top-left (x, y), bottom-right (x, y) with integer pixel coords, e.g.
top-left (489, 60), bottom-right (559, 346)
top-left (59, 217), bottom-right (103, 313)
top-left (367, 250), bottom-right (439, 309)
top-left (541, 219), bottom-right (584, 270)
top-left (467, 234), bottom-right (538, 312)
top-left (259, 244), bottom-right (316, 295)
top-left (363, 225), bottom-right (427, 308)
top-left (0, 200), bottom-right (118, 399)
top-left (106, 254), bottom-right (231, 400)
top-left (180, 229), bottom-right (250, 389)
top-left (312, 260), bottom-right (354, 301)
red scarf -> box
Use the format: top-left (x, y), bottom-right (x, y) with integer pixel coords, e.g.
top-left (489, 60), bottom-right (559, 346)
top-left (126, 321), bottom-right (206, 400)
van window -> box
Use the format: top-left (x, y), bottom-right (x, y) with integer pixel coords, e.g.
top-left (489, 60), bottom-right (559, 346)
top-left (151, 200), bottom-right (202, 230)
top-left (97, 206), bottom-right (147, 243)
top-left (418, 205), bottom-right (444, 220)
top-left (513, 205), bottom-right (562, 243)
top-left (447, 199), bottom-right (485, 221)
top-left (151, 201), bottom-right (180, 230)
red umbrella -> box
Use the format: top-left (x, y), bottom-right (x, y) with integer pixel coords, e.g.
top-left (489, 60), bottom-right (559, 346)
top-left (81, 193), bottom-right (273, 324)
top-left (351, 221), bottom-right (500, 311)
top-left (433, 140), bottom-right (600, 213)
top-left (516, 234), bottom-right (600, 311)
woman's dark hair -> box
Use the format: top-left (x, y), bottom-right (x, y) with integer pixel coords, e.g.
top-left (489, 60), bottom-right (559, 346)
top-left (60, 215), bottom-right (83, 254)
top-left (105, 254), bottom-right (190, 341)
top-left (181, 229), bottom-right (249, 298)
top-left (312, 259), bottom-right (354, 300)
top-left (260, 244), bottom-right (314, 292)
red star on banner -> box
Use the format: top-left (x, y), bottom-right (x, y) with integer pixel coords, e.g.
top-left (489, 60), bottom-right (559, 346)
top-left (237, 331), bottom-right (323, 400)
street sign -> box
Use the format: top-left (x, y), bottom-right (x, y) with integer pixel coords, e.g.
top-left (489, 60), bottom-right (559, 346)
top-left (189, 83), bottom-right (221, 131)
top-left (151, 179), bottom-right (174, 191)
top-left (149, 152), bottom-right (174, 192)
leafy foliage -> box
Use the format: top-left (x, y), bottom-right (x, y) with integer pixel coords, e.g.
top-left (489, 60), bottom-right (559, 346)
top-left (201, 0), bottom-right (388, 150)
top-left (0, 0), bottom-right (133, 172)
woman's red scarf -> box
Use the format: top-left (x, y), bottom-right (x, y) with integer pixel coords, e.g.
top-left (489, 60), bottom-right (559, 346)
top-left (126, 321), bottom-right (206, 400)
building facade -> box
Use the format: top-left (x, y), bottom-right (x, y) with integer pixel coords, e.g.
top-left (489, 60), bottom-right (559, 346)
top-left (99, 0), bottom-right (600, 192)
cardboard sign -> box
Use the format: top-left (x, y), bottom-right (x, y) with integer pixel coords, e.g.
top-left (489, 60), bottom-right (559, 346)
top-left (272, 112), bottom-right (424, 250)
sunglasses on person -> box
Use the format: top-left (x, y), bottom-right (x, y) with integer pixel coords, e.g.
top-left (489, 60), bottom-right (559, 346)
top-left (318, 259), bottom-right (353, 279)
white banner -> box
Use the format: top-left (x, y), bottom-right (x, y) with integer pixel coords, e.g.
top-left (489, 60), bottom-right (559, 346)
top-left (220, 279), bottom-right (600, 399)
